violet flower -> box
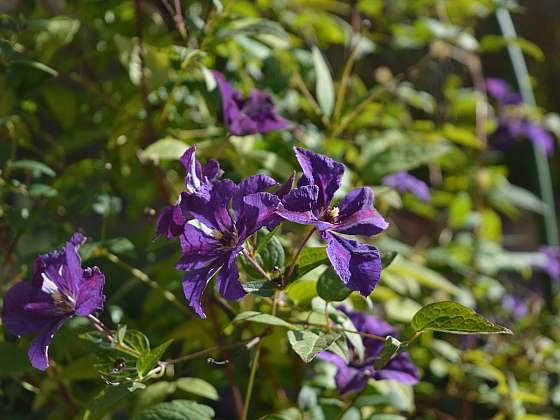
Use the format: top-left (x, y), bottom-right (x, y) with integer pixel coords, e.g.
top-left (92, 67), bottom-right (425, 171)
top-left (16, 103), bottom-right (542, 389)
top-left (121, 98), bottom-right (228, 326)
top-left (2, 233), bottom-right (105, 370)
top-left (382, 171), bottom-right (431, 202)
top-left (538, 246), bottom-right (560, 281)
top-left (486, 78), bottom-right (554, 155)
top-left (277, 147), bottom-right (388, 296)
top-left (156, 145), bottom-right (223, 238)
top-left (213, 71), bottom-right (293, 136)
top-left (318, 308), bottom-right (419, 395)
top-left (177, 176), bottom-right (280, 318)
top-left (501, 294), bottom-right (529, 321)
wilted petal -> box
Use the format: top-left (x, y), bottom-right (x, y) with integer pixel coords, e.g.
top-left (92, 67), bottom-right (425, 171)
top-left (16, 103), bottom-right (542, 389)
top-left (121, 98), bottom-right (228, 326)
top-left (75, 267), bottom-right (105, 316)
top-left (294, 147), bottom-right (345, 210)
top-left (28, 317), bottom-right (67, 371)
top-left (236, 192), bottom-right (280, 241)
top-left (216, 253), bottom-right (246, 301)
top-left (323, 233), bottom-right (382, 296)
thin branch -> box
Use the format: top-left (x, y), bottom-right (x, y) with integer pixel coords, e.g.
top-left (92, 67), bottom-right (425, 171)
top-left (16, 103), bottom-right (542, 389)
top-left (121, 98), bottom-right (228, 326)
top-left (285, 227), bottom-right (316, 283)
top-left (242, 248), bottom-right (272, 281)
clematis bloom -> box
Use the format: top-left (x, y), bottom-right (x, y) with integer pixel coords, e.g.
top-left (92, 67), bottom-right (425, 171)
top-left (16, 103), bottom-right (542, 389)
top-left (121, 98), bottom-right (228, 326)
top-left (382, 171), bottom-right (431, 202)
top-left (2, 233), bottom-right (105, 370)
top-left (538, 246), bottom-right (560, 281)
top-left (277, 147), bottom-right (388, 296)
top-left (177, 175), bottom-right (280, 318)
top-left (318, 308), bottom-right (419, 395)
top-left (156, 145), bottom-right (223, 238)
top-left (213, 71), bottom-right (293, 136)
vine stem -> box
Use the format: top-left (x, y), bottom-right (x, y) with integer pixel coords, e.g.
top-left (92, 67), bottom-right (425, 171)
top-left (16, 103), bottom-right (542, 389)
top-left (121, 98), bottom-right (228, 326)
top-left (285, 227), bottom-right (316, 282)
top-left (242, 248), bottom-right (271, 281)
top-left (291, 320), bottom-right (386, 342)
top-left (86, 314), bottom-right (141, 358)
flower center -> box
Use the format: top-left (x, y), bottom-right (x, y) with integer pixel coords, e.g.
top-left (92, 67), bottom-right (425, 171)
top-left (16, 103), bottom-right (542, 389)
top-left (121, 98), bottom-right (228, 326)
top-left (324, 206), bottom-right (339, 223)
top-left (215, 229), bottom-right (238, 250)
top-left (52, 291), bottom-right (76, 314)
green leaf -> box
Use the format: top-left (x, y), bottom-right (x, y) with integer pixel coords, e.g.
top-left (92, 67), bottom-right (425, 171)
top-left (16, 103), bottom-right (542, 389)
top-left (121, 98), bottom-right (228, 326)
top-left (133, 399), bottom-right (214, 420)
top-left (256, 230), bottom-right (285, 271)
top-left (10, 160), bottom-right (56, 177)
top-left (0, 342), bottom-right (32, 376)
top-left (411, 301), bottom-right (513, 335)
top-left (449, 192), bottom-right (472, 228)
top-left (175, 377), bottom-right (219, 401)
top-left (441, 123), bottom-right (485, 149)
top-left (312, 46), bottom-right (335, 117)
top-left (327, 336), bottom-right (350, 364)
top-left (141, 138), bottom-right (187, 162)
top-left (292, 246), bottom-right (328, 279)
top-left (380, 250), bottom-right (398, 269)
top-left (136, 339), bottom-right (173, 377)
top-left (84, 384), bottom-right (135, 420)
top-left (317, 267), bottom-right (351, 302)
top-left (28, 184), bottom-right (57, 198)
top-left (287, 329), bottom-right (341, 363)
top-left (233, 311), bottom-right (296, 329)
top-left (373, 336), bottom-right (401, 370)
top-left (123, 330), bottom-right (151, 357)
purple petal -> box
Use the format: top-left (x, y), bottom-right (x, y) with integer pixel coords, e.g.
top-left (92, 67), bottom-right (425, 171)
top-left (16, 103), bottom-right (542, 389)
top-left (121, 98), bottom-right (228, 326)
top-left (181, 263), bottom-right (222, 319)
top-left (525, 122), bottom-right (554, 155)
top-left (294, 147), bottom-right (345, 210)
top-left (215, 253), bottom-right (246, 301)
top-left (28, 317), bottom-right (67, 371)
top-left (156, 205), bottom-right (187, 238)
top-left (236, 192), bottom-right (280, 241)
top-left (202, 159), bottom-right (223, 181)
top-left (335, 188), bottom-right (389, 236)
top-left (179, 224), bottom-right (220, 254)
top-left (232, 174), bottom-right (278, 219)
top-left (382, 172), bottom-right (431, 202)
top-left (2, 282), bottom-right (56, 337)
top-left (179, 146), bottom-right (203, 193)
top-left (75, 267), bottom-right (105, 316)
top-left (282, 185), bottom-right (319, 212)
top-left (181, 180), bottom-right (237, 232)
top-left (373, 352), bottom-right (419, 385)
top-left (323, 233), bottom-right (382, 296)
top-left (486, 78), bottom-right (511, 101)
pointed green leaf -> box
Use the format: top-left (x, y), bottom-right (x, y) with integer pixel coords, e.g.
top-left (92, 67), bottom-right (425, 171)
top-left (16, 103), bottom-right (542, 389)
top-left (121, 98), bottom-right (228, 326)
top-left (175, 378), bottom-right (219, 401)
top-left (136, 339), bottom-right (173, 377)
top-left (287, 329), bottom-right (341, 363)
top-left (411, 301), bottom-right (512, 335)
top-left (233, 311), bottom-right (296, 329)
top-left (133, 399), bottom-right (214, 420)
top-left (317, 267), bottom-right (351, 302)
top-left (374, 336), bottom-right (401, 370)
top-left (312, 46), bottom-right (334, 117)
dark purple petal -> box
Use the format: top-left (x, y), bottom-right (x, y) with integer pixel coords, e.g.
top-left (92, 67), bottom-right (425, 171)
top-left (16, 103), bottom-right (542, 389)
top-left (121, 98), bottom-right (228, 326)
top-left (382, 171), bottom-right (431, 202)
top-left (202, 159), bottom-right (223, 181)
top-left (28, 317), bottom-right (67, 371)
top-left (215, 253), bottom-right (246, 301)
top-left (334, 187), bottom-right (389, 236)
top-left (276, 173), bottom-right (295, 199)
top-left (213, 71), bottom-right (292, 136)
top-left (282, 185), bottom-right (319, 212)
top-left (156, 205), bottom-right (187, 238)
top-left (75, 267), bottom-right (105, 316)
top-left (294, 147), bottom-right (345, 210)
top-left (179, 224), bottom-right (220, 254)
top-left (180, 146), bottom-right (203, 193)
top-left (323, 233), bottom-right (382, 296)
top-left (525, 122), bottom-right (554, 155)
top-left (181, 262), bottom-right (222, 319)
top-left (236, 192), bottom-right (280, 241)
top-left (182, 180), bottom-right (237, 232)
top-left (373, 352), bottom-right (419, 385)
top-left (317, 352), bottom-right (367, 395)
top-left (232, 174), bottom-right (278, 219)
top-left (2, 282), bottom-right (56, 337)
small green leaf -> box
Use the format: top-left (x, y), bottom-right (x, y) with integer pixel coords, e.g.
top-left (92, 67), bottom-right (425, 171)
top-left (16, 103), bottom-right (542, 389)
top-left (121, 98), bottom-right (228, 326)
top-left (175, 378), bottom-right (219, 401)
top-left (380, 250), bottom-right (398, 269)
top-left (233, 311), bottom-right (296, 329)
top-left (136, 339), bottom-right (173, 377)
top-left (124, 330), bottom-right (151, 357)
top-left (141, 138), bottom-right (187, 162)
top-left (317, 267), bottom-right (351, 302)
top-left (327, 336), bottom-right (350, 364)
top-left (256, 230), bottom-right (285, 271)
top-left (287, 329), bottom-right (341, 363)
top-left (312, 46), bottom-right (335, 117)
top-left (374, 336), bottom-right (401, 370)
top-left (411, 301), bottom-right (513, 335)
top-left (292, 246), bottom-right (328, 280)
top-left (133, 399), bottom-right (215, 420)
top-left (0, 342), bottom-right (32, 376)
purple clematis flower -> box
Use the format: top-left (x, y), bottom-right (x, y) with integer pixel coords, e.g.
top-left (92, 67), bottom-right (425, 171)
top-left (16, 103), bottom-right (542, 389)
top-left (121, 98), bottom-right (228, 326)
top-left (213, 71), bottom-right (293, 136)
top-left (156, 146), bottom-right (223, 238)
top-left (486, 78), bottom-right (555, 155)
top-left (382, 171), bottom-right (431, 202)
top-left (318, 308), bottom-right (419, 395)
top-left (538, 246), bottom-right (560, 281)
top-left (2, 233), bottom-right (105, 370)
top-left (501, 294), bottom-right (529, 321)
top-left (277, 147), bottom-right (388, 296)
top-left (177, 175), bottom-right (280, 318)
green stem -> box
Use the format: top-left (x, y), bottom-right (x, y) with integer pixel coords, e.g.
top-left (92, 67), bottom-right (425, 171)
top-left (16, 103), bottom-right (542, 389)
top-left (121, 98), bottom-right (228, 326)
top-left (285, 227), bottom-right (316, 282)
top-left (496, 8), bottom-right (558, 247)
top-left (242, 248), bottom-right (271, 281)
top-left (241, 341), bottom-right (262, 420)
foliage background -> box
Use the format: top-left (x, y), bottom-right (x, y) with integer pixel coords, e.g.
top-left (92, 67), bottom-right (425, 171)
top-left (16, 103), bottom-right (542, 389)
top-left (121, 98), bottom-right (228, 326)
top-left (1, 0), bottom-right (559, 419)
